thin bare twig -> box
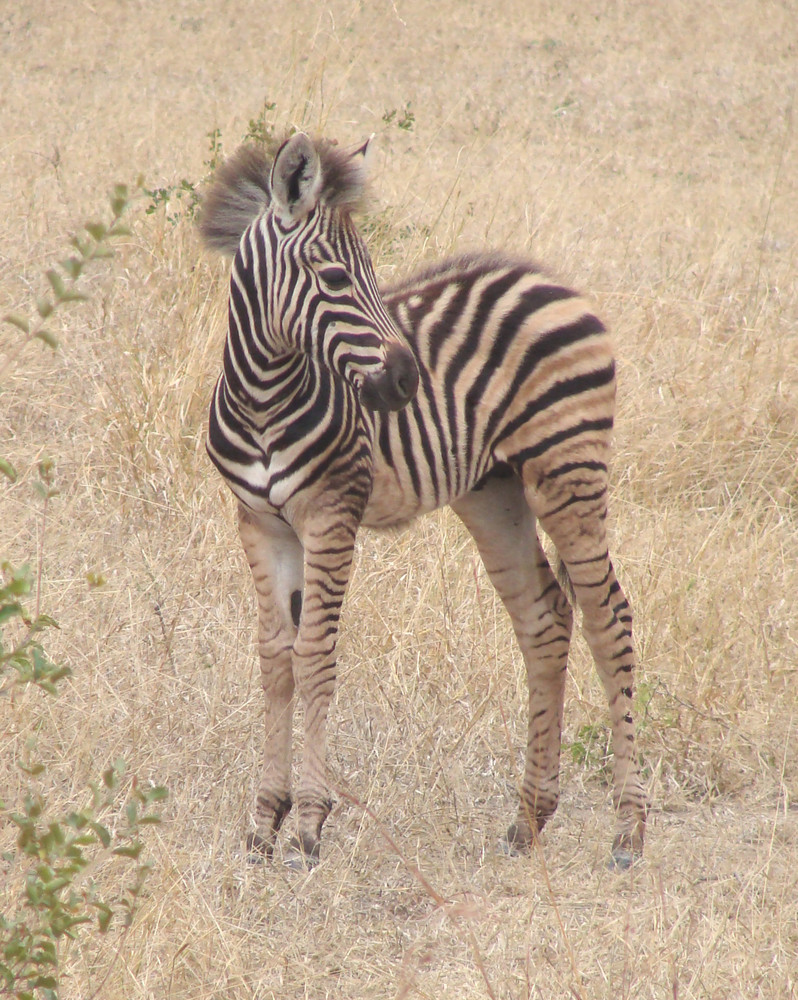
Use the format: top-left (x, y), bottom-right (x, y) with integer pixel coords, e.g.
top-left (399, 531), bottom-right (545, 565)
top-left (335, 783), bottom-right (500, 1000)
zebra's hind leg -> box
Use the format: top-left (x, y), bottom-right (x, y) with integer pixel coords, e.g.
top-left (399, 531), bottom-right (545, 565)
top-left (451, 468), bottom-right (573, 853)
top-left (238, 506), bottom-right (304, 862)
top-left (523, 465), bottom-right (648, 868)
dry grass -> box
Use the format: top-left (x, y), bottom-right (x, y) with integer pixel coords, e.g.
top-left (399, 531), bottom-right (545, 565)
top-left (1, 1), bottom-right (797, 997)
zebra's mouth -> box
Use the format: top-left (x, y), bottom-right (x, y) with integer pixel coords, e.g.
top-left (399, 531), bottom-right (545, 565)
top-left (359, 345), bottom-right (419, 412)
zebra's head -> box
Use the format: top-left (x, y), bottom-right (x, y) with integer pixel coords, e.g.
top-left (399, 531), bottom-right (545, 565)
top-left (200, 133), bottom-right (411, 414)
top-left (264, 133), bottom-right (418, 412)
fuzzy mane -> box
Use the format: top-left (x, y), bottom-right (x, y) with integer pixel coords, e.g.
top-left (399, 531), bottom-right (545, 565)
top-left (314, 138), bottom-right (368, 212)
top-left (198, 137), bottom-right (366, 257)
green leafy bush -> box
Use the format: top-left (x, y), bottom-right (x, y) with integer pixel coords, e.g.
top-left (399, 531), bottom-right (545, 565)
top-left (1, 184), bottom-right (167, 1000)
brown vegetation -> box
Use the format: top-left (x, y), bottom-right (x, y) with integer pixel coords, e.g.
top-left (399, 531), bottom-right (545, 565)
top-left (1, 1), bottom-right (796, 997)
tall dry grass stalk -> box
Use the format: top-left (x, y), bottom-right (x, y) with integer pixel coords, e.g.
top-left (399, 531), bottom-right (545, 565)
top-left (1, 1), bottom-right (796, 997)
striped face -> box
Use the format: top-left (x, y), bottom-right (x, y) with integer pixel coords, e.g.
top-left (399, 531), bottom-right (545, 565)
top-left (265, 204), bottom-right (418, 412)
top-left (263, 133), bottom-right (418, 413)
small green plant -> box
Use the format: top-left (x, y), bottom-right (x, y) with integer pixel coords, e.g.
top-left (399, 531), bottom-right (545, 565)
top-left (2, 185), bottom-right (133, 368)
top-left (0, 764), bottom-right (167, 1000)
top-left (0, 562), bottom-right (68, 698)
top-left (142, 128), bottom-right (223, 223)
top-left (142, 111), bottom-right (276, 224)
top-left (568, 722), bottom-right (612, 782)
top-left (569, 687), bottom-right (657, 784)
top-left (382, 102), bottom-right (415, 131)
top-left (1, 184), bottom-right (166, 1000)
top-left (243, 100), bottom-right (279, 149)
top-left (142, 177), bottom-right (201, 223)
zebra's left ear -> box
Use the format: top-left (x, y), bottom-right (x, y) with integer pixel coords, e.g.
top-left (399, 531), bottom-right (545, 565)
top-left (271, 132), bottom-right (322, 224)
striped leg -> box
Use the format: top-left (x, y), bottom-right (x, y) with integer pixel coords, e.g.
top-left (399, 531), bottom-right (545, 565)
top-left (237, 506), bottom-right (303, 860)
top-left (289, 517), bottom-right (358, 865)
top-left (523, 465), bottom-right (648, 868)
top-left (451, 470), bottom-right (573, 852)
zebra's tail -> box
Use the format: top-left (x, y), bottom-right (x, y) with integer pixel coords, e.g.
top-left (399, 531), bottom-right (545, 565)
top-left (198, 145), bottom-right (272, 256)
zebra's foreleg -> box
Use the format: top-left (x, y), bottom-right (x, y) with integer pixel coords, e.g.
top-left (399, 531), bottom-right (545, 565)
top-left (287, 518), bottom-right (358, 867)
top-left (451, 472), bottom-right (573, 853)
top-left (527, 473), bottom-right (648, 868)
top-left (238, 506), bottom-right (304, 861)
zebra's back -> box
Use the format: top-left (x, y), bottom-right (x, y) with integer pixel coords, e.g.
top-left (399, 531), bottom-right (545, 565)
top-left (364, 253), bottom-right (616, 528)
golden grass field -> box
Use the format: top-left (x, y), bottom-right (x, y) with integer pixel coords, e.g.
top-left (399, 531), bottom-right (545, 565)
top-left (2, 1), bottom-right (797, 997)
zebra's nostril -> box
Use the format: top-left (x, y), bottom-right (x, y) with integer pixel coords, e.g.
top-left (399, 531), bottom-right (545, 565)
top-left (391, 351), bottom-right (419, 403)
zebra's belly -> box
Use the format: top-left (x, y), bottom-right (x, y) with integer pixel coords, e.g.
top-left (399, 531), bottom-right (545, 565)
top-left (361, 462), bottom-right (438, 528)
top-left (362, 453), bottom-right (478, 528)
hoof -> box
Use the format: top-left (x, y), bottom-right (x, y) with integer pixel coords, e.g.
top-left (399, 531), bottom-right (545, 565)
top-left (246, 831), bottom-right (273, 864)
top-left (608, 847), bottom-right (635, 871)
top-left (284, 835), bottom-right (321, 871)
top-left (609, 831), bottom-right (644, 871)
top-left (501, 820), bottom-right (535, 856)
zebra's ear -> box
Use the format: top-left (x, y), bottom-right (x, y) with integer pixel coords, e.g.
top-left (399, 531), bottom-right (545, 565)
top-left (349, 136), bottom-right (373, 163)
top-left (270, 132), bottom-right (322, 224)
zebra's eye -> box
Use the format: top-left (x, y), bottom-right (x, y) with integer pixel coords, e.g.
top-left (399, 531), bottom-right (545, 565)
top-left (319, 266), bottom-right (351, 292)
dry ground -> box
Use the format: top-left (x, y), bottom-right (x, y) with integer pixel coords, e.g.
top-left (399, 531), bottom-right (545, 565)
top-left (1, 1), bottom-right (797, 998)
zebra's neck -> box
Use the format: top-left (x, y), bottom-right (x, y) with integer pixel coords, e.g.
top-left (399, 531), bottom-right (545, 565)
top-left (219, 342), bottom-right (377, 458)
top-left (221, 343), bottom-right (310, 420)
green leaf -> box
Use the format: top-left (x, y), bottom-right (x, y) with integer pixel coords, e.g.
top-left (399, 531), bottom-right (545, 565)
top-left (59, 255), bottom-right (83, 279)
top-left (113, 843), bottom-right (143, 859)
top-left (89, 820), bottom-right (111, 848)
top-left (3, 312), bottom-right (30, 333)
top-left (0, 602), bottom-right (24, 626)
top-left (17, 761), bottom-right (46, 777)
top-left (85, 221), bottom-right (107, 242)
top-left (31, 613), bottom-right (60, 631)
top-left (34, 328), bottom-right (60, 350)
top-left (95, 902), bottom-right (113, 933)
top-left (57, 288), bottom-right (88, 303)
top-left (45, 268), bottom-right (66, 299)
top-left (70, 235), bottom-right (92, 257)
top-left (102, 764), bottom-right (121, 790)
top-left (0, 457), bottom-right (18, 482)
top-left (36, 296), bottom-right (54, 319)
top-left (1, 563), bottom-right (32, 590)
top-left (125, 799), bottom-right (138, 827)
top-left (46, 821), bottom-right (66, 846)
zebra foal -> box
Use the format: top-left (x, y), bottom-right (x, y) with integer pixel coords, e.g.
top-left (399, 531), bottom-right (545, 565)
top-left (200, 132), bottom-right (648, 870)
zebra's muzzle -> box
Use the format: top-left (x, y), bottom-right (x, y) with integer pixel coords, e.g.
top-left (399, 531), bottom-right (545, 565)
top-left (359, 344), bottom-right (419, 412)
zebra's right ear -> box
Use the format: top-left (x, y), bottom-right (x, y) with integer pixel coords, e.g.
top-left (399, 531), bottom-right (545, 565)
top-left (349, 136), bottom-right (373, 163)
top-left (270, 132), bottom-right (322, 225)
